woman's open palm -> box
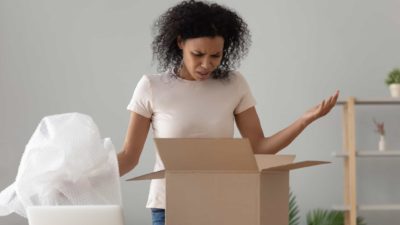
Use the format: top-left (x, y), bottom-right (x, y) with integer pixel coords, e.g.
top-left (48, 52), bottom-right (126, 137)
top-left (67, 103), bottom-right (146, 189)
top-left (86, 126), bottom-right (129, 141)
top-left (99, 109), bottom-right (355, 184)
top-left (303, 90), bottom-right (340, 124)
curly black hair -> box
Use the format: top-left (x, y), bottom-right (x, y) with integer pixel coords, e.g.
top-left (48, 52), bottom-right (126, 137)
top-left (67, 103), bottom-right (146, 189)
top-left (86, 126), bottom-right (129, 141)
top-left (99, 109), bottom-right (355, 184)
top-left (151, 0), bottom-right (251, 79)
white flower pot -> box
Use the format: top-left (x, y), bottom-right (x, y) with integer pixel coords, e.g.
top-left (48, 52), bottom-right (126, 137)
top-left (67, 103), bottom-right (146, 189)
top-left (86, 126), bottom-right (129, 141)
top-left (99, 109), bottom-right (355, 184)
top-left (389, 84), bottom-right (400, 98)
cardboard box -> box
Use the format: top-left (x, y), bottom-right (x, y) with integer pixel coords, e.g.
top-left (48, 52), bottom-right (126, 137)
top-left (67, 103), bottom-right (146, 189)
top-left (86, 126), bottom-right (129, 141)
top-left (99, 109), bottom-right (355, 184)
top-left (128, 138), bottom-right (328, 225)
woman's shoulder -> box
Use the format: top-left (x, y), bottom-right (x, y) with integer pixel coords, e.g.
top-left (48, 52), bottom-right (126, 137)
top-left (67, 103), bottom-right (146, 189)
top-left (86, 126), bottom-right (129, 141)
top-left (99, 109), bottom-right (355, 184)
top-left (140, 71), bottom-right (171, 83)
top-left (141, 72), bottom-right (163, 80)
top-left (226, 70), bottom-right (247, 83)
top-left (138, 71), bottom-right (185, 90)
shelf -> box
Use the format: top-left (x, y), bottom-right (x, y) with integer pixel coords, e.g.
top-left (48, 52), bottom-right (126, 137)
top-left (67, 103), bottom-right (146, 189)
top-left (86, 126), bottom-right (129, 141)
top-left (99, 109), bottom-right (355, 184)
top-left (335, 97), bottom-right (400, 225)
top-left (336, 98), bottom-right (400, 105)
top-left (332, 151), bottom-right (400, 157)
top-left (333, 204), bottom-right (400, 211)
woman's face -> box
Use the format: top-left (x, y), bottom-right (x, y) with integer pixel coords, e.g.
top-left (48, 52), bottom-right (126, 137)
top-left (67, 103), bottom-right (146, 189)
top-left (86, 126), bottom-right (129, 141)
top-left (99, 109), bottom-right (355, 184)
top-left (178, 36), bottom-right (224, 81)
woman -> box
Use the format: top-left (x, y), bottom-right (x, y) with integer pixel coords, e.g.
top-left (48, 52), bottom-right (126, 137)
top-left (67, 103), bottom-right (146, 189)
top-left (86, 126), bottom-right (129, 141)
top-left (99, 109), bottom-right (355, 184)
top-left (118, 1), bottom-right (339, 224)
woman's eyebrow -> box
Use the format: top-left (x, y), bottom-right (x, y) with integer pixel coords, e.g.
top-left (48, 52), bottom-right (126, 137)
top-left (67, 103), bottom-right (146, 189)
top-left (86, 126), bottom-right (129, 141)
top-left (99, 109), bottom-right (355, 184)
top-left (192, 50), bottom-right (222, 55)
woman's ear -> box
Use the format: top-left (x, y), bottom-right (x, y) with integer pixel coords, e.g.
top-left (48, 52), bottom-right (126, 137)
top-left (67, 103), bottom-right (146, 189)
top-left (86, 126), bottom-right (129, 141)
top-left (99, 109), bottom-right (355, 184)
top-left (177, 36), bottom-right (184, 49)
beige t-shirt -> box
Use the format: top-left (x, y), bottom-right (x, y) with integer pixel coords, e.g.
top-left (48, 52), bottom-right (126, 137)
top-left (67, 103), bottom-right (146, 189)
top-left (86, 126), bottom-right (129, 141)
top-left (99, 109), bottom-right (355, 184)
top-left (127, 70), bottom-right (256, 209)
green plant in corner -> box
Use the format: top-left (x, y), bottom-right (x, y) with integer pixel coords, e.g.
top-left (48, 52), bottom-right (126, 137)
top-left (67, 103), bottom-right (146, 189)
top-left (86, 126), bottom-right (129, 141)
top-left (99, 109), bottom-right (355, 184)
top-left (385, 68), bottom-right (400, 85)
top-left (289, 191), bottom-right (300, 225)
top-left (306, 209), bottom-right (367, 225)
top-left (385, 68), bottom-right (400, 97)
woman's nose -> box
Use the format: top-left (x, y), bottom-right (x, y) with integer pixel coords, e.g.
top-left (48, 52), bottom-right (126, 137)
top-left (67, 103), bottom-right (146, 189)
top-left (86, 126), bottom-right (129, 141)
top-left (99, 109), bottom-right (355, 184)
top-left (201, 57), bottom-right (212, 69)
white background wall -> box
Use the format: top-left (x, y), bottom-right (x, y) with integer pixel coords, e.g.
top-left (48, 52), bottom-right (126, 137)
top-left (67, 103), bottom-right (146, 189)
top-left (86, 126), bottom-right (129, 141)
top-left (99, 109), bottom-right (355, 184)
top-left (1, 0), bottom-right (400, 225)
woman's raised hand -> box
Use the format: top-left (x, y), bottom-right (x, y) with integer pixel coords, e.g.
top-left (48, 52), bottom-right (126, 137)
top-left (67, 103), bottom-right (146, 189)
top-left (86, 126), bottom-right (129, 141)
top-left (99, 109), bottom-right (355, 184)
top-left (302, 90), bottom-right (340, 125)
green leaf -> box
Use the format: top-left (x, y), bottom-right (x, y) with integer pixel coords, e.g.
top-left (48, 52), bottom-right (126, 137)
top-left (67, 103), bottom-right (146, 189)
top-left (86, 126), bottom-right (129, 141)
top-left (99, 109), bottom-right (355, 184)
top-left (306, 209), bottom-right (367, 225)
top-left (386, 68), bottom-right (400, 85)
top-left (289, 191), bottom-right (300, 225)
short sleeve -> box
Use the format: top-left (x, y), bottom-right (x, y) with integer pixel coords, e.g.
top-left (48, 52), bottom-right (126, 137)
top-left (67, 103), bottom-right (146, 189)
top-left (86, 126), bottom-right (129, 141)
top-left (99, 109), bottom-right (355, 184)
top-left (234, 72), bottom-right (257, 114)
top-left (127, 75), bottom-right (153, 118)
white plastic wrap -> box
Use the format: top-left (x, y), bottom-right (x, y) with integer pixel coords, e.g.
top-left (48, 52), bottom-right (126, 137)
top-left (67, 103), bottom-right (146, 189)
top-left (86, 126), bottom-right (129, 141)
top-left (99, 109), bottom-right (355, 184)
top-left (0, 113), bottom-right (121, 217)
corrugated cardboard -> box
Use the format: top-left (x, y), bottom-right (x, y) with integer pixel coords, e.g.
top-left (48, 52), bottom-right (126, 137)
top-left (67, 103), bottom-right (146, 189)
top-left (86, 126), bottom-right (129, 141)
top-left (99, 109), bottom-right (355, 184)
top-left (127, 138), bottom-right (329, 225)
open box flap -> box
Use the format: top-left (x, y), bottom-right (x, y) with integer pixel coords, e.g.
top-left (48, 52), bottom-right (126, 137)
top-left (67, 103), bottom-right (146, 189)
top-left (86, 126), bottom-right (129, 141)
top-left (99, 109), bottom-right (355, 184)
top-left (254, 154), bottom-right (295, 171)
top-left (126, 170), bottom-right (165, 181)
top-left (261, 161), bottom-right (330, 172)
top-left (154, 138), bottom-right (258, 171)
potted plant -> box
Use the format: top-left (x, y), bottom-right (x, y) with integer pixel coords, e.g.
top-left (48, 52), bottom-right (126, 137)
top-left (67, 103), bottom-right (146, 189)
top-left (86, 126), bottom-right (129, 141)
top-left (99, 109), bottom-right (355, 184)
top-left (289, 191), bottom-right (300, 225)
top-left (385, 68), bottom-right (400, 97)
top-left (306, 209), bottom-right (367, 225)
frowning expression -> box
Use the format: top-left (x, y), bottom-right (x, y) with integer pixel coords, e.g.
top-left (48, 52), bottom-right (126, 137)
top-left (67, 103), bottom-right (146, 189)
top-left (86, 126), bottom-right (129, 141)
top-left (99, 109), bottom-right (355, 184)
top-left (177, 36), bottom-right (224, 81)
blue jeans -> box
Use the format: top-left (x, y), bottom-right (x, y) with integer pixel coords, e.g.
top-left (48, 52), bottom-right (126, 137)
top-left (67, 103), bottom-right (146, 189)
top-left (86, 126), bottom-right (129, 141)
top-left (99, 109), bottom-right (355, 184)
top-left (151, 208), bottom-right (165, 225)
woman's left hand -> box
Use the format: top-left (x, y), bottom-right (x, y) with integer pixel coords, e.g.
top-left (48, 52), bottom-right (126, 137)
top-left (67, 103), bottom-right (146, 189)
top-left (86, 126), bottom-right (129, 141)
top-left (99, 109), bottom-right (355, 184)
top-left (302, 90), bottom-right (340, 125)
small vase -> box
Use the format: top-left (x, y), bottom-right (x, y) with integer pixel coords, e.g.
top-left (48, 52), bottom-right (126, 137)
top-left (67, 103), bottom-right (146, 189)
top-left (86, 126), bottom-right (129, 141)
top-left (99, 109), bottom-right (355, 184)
top-left (389, 84), bottom-right (400, 98)
top-left (379, 135), bottom-right (386, 152)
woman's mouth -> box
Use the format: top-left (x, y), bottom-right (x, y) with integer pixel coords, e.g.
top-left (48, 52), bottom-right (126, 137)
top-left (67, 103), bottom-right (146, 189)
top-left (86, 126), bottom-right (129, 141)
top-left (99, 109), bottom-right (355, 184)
top-left (197, 71), bottom-right (210, 77)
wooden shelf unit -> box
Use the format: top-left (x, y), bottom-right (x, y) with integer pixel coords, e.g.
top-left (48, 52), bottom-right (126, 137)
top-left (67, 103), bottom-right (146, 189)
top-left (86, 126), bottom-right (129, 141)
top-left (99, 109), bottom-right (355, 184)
top-left (334, 97), bottom-right (400, 225)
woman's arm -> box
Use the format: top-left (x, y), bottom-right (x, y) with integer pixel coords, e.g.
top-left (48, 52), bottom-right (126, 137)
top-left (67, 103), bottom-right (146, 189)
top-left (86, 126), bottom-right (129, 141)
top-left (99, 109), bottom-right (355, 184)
top-left (235, 91), bottom-right (339, 154)
top-left (118, 112), bottom-right (151, 176)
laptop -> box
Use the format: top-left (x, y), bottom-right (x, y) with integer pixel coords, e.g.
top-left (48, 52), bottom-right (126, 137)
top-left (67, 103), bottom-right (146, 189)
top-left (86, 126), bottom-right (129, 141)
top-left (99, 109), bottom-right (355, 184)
top-left (27, 205), bottom-right (124, 225)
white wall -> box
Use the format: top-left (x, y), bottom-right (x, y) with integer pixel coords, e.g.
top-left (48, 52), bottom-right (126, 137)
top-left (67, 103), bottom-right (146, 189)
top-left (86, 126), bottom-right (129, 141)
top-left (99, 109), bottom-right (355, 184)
top-left (1, 0), bottom-right (400, 224)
